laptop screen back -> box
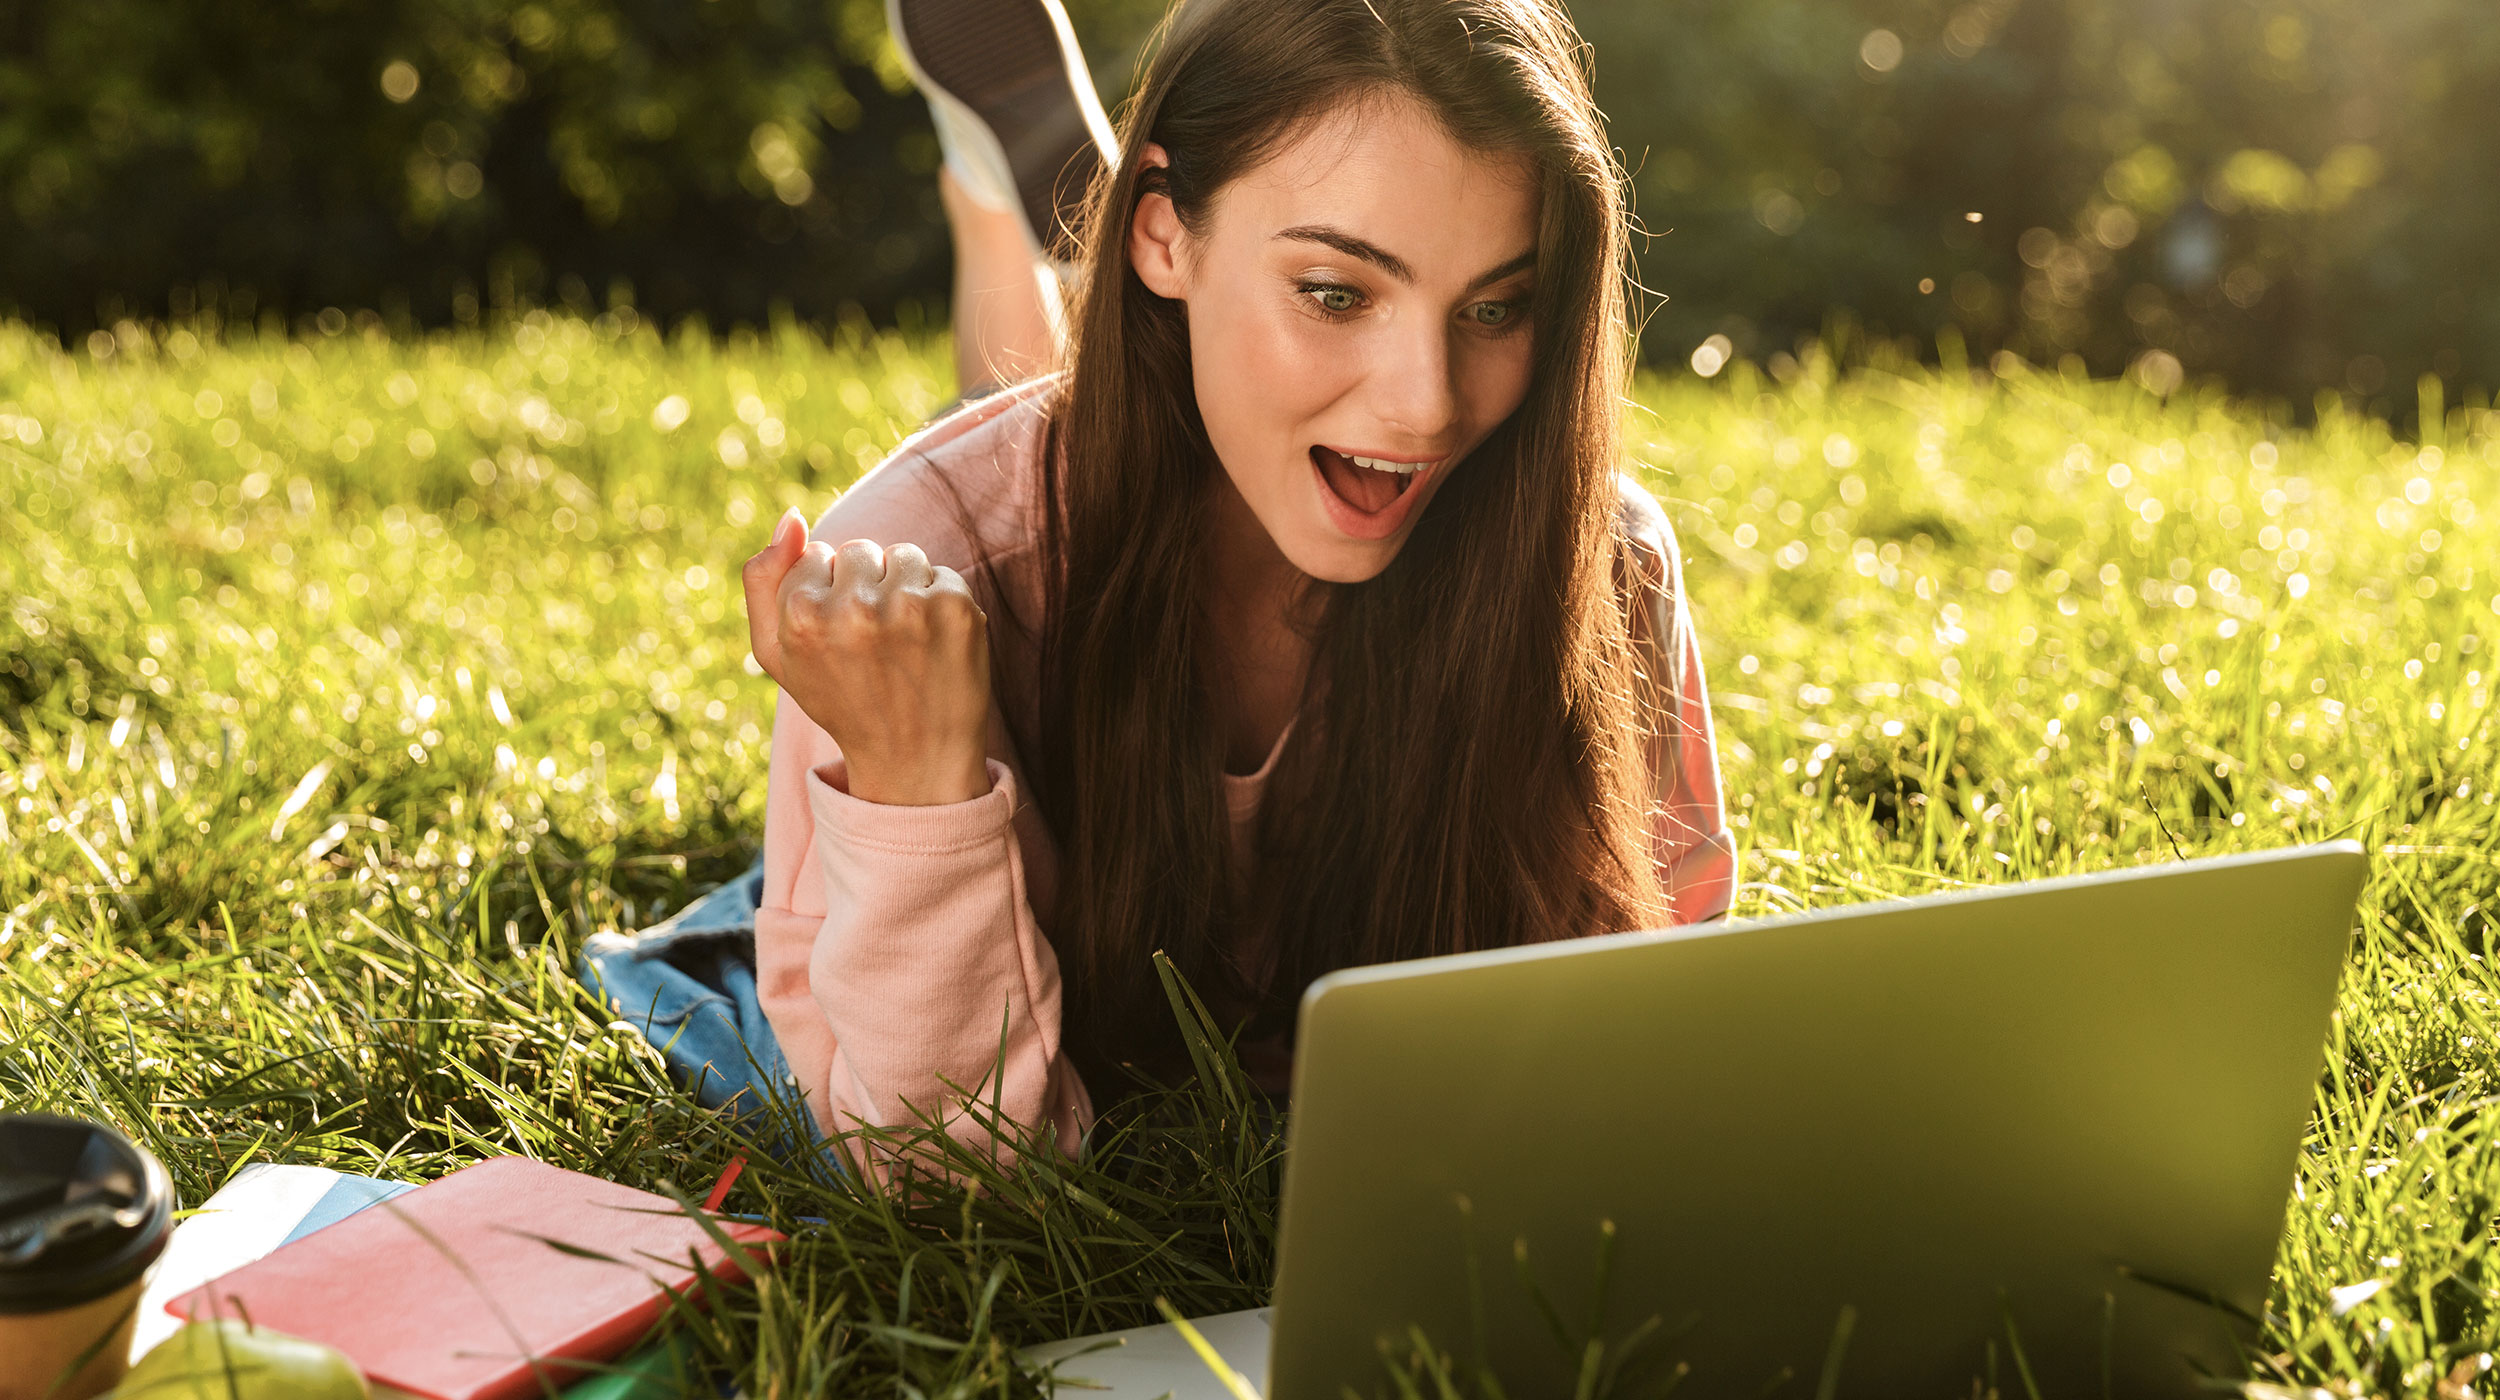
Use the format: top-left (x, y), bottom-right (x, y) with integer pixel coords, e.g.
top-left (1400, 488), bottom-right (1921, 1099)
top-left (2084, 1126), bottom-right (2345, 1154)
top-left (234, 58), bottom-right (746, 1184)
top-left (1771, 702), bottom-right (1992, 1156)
top-left (1265, 843), bottom-right (2367, 1399)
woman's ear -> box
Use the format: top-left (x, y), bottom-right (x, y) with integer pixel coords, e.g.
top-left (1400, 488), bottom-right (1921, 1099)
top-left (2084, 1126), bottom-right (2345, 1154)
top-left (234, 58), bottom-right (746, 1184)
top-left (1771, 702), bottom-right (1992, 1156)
top-left (1127, 142), bottom-right (1189, 300)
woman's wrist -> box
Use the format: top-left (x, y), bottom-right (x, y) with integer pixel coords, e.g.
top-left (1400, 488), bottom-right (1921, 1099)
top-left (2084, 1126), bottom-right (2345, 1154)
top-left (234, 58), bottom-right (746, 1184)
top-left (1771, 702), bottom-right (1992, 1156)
top-left (842, 753), bottom-right (993, 807)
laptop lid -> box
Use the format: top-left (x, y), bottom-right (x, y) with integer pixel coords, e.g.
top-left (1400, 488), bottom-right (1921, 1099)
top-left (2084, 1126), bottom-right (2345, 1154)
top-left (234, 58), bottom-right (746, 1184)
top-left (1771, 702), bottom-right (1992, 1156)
top-left (1264, 842), bottom-right (2367, 1399)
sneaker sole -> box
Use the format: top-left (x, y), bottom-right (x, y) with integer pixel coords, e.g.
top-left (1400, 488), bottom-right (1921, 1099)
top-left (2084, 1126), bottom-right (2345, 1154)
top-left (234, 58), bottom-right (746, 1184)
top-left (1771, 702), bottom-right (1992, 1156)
top-left (888, 0), bottom-right (1115, 259)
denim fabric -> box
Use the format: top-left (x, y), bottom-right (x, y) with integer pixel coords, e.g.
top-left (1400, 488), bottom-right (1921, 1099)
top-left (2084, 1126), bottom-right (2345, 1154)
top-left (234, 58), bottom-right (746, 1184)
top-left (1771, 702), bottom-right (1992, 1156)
top-left (577, 856), bottom-right (810, 1131)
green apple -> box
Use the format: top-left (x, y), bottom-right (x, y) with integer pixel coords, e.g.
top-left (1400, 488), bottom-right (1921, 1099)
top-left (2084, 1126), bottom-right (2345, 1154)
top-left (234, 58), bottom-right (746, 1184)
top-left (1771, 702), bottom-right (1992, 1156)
top-left (118, 1321), bottom-right (369, 1400)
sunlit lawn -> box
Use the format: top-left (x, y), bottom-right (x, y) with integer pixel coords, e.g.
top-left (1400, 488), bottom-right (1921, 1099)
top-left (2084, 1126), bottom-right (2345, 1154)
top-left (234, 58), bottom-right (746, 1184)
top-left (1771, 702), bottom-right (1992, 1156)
top-left (4, 312), bottom-right (2497, 1396)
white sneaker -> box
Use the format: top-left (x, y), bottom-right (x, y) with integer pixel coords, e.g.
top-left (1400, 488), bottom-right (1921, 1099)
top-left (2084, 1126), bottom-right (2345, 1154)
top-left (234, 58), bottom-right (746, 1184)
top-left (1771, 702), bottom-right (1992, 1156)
top-left (887, 0), bottom-right (1119, 261)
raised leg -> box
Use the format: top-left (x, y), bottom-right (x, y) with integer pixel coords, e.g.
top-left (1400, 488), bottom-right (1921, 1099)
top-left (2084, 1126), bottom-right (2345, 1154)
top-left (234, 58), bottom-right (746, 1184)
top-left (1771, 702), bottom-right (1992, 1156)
top-left (940, 167), bottom-right (1066, 398)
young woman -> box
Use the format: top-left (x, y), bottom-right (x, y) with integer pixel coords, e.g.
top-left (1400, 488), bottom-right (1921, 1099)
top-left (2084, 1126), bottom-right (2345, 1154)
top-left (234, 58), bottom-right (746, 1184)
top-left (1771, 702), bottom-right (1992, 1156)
top-left (723, 0), bottom-right (1735, 1164)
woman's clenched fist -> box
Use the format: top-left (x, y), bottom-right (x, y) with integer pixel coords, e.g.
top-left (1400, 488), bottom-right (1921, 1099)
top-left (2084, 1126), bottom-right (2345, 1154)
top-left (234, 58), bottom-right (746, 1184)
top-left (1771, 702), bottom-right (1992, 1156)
top-left (742, 508), bottom-right (993, 806)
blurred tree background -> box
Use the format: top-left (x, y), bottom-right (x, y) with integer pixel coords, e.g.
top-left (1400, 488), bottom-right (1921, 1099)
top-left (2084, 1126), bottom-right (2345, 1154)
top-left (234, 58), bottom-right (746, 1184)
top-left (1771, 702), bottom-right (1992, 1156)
top-left (1, 0), bottom-right (2492, 410)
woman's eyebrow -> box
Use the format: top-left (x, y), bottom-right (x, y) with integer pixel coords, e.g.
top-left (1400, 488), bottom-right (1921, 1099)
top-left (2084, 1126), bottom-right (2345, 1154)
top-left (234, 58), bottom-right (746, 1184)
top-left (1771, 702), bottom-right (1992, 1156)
top-left (1273, 225), bottom-right (1535, 292)
top-left (1465, 250), bottom-right (1537, 292)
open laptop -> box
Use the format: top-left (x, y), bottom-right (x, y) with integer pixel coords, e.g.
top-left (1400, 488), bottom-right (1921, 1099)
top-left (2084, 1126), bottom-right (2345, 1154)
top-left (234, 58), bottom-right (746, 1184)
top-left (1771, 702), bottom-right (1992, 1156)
top-left (1023, 841), bottom-right (2369, 1398)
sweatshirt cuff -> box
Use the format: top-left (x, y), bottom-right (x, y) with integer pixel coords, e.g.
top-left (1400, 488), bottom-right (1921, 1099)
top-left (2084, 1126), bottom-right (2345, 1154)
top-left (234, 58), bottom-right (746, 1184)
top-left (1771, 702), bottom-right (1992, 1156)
top-left (804, 756), bottom-right (1017, 855)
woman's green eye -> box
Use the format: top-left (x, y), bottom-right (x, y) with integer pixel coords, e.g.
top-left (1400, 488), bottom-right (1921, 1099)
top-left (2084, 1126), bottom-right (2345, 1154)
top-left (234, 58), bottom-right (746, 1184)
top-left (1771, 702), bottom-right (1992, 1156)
top-left (1471, 301), bottom-right (1515, 328)
top-left (1314, 287), bottom-right (1358, 313)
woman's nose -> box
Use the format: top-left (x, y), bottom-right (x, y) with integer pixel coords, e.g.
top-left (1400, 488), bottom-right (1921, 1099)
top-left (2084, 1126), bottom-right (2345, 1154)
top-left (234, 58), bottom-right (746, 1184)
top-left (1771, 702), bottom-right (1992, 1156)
top-left (1368, 321), bottom-right (1460, 445)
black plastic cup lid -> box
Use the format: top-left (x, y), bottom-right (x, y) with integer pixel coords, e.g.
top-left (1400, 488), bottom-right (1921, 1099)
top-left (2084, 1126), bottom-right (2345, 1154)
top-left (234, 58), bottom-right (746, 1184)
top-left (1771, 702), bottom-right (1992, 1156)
top-left (0, 1113), bottom-right (174, 1313)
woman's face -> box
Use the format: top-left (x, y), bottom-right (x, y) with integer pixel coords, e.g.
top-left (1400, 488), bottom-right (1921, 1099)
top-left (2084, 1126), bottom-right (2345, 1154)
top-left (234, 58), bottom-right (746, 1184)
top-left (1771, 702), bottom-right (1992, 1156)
top-left (1128, 93), bottom-right (1542, 584)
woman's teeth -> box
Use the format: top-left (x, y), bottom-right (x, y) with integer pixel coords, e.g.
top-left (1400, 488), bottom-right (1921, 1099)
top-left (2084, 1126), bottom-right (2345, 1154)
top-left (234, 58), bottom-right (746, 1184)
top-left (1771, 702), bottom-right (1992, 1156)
top-left (1313, 445), bottom-right (1422, 516)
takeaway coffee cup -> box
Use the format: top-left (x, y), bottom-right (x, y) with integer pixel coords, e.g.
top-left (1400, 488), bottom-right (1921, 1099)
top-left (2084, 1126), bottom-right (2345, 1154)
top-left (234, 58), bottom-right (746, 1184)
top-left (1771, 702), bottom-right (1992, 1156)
top-left (0, 1114), bottom-right (175, 1400)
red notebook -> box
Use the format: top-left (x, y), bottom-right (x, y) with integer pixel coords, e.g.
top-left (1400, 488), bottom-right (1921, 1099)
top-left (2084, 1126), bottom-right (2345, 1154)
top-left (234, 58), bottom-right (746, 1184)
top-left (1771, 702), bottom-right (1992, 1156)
top-left (169, 1156), bottom-right (782, 1400)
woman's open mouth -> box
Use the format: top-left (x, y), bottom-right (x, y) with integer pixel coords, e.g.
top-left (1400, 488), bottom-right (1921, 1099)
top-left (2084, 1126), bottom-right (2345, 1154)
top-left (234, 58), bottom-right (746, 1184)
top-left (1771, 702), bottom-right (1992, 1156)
top-left (1310, 445), bottom-right (1438, 540)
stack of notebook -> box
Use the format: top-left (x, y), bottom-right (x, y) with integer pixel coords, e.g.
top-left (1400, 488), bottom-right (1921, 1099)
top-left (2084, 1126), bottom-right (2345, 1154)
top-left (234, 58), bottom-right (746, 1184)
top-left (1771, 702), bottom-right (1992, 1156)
top-left (136, 1156), bottom-right (780, 1400)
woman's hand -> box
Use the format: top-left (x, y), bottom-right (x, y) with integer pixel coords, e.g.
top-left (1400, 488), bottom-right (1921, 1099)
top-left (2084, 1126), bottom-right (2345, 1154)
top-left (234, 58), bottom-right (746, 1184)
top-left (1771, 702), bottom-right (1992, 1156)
top-left (742, 508), bottom-right (994, 806)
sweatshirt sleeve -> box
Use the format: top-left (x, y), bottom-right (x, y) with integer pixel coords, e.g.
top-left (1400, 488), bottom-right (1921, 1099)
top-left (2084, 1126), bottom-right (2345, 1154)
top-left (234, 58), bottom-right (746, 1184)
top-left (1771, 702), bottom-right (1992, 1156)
top-left (753, 688), bottom-right (1093, 1173)
top-left (1620, 478), bottom-right (1737, 925)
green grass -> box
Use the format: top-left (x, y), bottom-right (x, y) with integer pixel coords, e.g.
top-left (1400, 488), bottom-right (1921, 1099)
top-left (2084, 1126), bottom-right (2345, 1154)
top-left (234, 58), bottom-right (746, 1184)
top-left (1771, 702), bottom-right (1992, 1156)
top-left (3, 311), bottom-right (2496, 1397)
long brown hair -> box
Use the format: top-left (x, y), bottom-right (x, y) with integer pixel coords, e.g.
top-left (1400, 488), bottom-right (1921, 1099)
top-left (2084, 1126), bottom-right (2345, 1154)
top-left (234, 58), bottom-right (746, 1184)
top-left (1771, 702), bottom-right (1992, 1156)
top-left (1027, 0), bottom-right (1667, 1079)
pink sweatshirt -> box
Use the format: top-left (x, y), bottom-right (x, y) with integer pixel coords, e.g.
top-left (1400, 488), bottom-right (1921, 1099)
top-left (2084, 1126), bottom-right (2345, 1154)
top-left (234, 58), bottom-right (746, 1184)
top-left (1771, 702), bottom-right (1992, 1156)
top-left (755, 379), bottom-right (1736, 1160)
